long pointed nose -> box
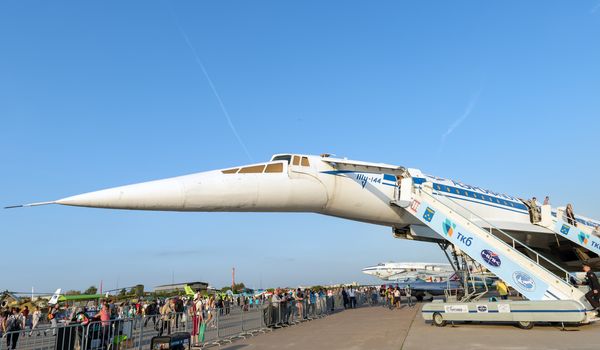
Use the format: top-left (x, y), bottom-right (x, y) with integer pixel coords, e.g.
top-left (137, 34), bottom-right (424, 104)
top-left (56, 176), bottom-right (186, 210)
top-left (362, 267), bottom-right (378, 276)
top-left (51, 166), bottom-right (328, 212)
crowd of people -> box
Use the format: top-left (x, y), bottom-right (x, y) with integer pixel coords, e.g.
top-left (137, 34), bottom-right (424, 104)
top-left (0, 292), bottom-right (253, 348)
top-left (268, 287), bottom-right (332, 326)
top-left (375, 285), bottom-right (415, 310)
top-left (0, 284), bottom-right (424, 349)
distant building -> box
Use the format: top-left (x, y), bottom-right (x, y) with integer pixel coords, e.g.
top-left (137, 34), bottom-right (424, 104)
top-left (153, 282), bottom-right (208, 294)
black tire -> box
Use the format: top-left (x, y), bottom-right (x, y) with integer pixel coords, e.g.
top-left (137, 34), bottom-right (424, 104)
top-left (432, 312), bottom-right (446, 327)
top-left (517, 321), bottom-right (534, 329)
top-left (416, 294), bottom-right (424, 302)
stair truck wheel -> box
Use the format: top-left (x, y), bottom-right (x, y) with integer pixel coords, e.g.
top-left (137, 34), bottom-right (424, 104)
top-left (516, 321), bottom-right (534, 329)
top-left (432, 312), bottom-right (447, 327)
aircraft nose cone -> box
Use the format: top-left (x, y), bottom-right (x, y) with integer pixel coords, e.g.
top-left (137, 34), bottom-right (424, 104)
top-left (362, 267), bottom-right (376, 275)
top-left (56, 177), bottom-right (186, 210)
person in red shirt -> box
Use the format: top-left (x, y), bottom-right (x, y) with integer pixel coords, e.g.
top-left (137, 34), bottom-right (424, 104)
top-left (94, 302), bottom-right (111, 347)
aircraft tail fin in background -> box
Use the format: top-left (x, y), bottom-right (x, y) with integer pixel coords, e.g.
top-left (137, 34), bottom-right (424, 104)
top-left (48, 289), bottom-right (61, 305)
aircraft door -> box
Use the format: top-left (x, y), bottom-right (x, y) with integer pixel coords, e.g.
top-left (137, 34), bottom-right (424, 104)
top-left (395, 177), bottom-right (413, 208)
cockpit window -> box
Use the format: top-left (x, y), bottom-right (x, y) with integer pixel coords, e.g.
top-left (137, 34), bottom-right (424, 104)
top-left (301, 157), bottom-right (310, 167)
top-left (238, 165), bottom-right (266, 173)
top-left (264, 163), bottom-right (284, 173)
top-left (292, 155), bottom-right (301, 166)
top-left (272, 155), bottom-right (292, 164)
top-left (221, 168), bottom-right (239, 174)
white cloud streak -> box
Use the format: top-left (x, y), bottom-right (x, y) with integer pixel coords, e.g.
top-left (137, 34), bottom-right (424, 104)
top-left (171, 16), bottom-right (253, 161)
top-left (440, 90), bottom-right (482, 150)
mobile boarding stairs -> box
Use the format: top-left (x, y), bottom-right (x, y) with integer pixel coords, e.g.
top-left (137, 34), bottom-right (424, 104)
top-left (536, 204), bottom-right (600, 260)
top-left (391, 177), bottom-right (597, 329)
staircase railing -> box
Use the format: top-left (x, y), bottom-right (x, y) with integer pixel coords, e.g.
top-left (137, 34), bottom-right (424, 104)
top-left (415, 182), bottom-right (575, 285)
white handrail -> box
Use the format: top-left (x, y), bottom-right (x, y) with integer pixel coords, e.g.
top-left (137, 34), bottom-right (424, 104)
top-left (417, 183), bottom-right (575, 284)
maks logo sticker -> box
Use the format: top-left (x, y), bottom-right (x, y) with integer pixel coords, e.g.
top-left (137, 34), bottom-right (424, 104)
top-left (560, 224), bottom-right (570, 236)
top-left (578, 231), bottom-right (589, 245)
top-left (512, 271), bottom-right (536, 292)
top-left (442, 219), bottom-right (456, 237)
top-left (480, 250), bottom-right (501, 267)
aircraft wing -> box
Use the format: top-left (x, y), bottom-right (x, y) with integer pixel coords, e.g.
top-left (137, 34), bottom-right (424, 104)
top-left (320, 157), bottom-right (406, 176)
top-left (387, 272), bottom-right (417, 280)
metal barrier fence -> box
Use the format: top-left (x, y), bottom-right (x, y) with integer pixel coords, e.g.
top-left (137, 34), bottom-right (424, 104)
top-left (0, 293), bottom-right (372, 350)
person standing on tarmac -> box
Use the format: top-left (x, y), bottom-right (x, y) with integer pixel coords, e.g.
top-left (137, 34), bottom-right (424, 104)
top-left (393, 287), bottom-right (402, 309)
top-left (496, 280), bottom-right (509, 300)
top-left (582, 263), bottom-right (600, 314)
top-left (404, 285), bottom-right (414, 307)
top-left (158, 299), bottom-right (173, 336)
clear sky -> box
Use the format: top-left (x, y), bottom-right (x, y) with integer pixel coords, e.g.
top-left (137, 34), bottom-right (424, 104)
top-left (2, 1), bottom-right (600, 294)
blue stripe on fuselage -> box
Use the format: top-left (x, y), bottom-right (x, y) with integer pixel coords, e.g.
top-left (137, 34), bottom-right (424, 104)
top-left (320, 170), bottom-right (528, 214)
top-left (429, 182), bottom-right (528, 211)
top-left (383, 174), bottom-right (396, 182)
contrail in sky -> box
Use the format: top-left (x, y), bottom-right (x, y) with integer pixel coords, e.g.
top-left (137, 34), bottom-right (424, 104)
top-left (439, 90), bottom-right (482, 151)
top-left (170, 13), bottom-right (253, 161)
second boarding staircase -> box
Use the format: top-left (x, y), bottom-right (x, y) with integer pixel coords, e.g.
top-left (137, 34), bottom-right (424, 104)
top-left (537, 205), bottom-right (600, 257)
top-left (392, 178), bottom-right (589, 307)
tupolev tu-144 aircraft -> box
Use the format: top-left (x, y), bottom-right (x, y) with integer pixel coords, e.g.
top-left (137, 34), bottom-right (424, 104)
top-left (9, 153), bottom-right (600, 271)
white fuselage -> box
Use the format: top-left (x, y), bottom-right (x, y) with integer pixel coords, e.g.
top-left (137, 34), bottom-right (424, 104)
top-left (362, 262), bottom-right (454, 281)
top-left (49, 153), bottom-right (599, 248)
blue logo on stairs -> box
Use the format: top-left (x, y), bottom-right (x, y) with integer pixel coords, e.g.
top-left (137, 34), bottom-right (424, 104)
top-left (423, 207), bottom-right (435, 222)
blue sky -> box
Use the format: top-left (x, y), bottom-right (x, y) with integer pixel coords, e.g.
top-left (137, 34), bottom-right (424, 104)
top-left (2, 1), bottom-right (600, 294)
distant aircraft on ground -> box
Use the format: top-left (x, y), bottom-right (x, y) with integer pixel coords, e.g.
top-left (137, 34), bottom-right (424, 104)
top-left (48, 289), bottom-right (107, 305)
top-left (362, 262), bottom-right (453, 281)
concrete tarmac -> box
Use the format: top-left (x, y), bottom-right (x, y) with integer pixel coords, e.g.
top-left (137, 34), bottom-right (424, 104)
top-left (218, 304), bottom-right (600, 350)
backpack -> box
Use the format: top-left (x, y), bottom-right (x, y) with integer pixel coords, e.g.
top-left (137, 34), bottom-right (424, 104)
top-left (176, 300), bottom-right (184, 313)
top-left (7, 316), bottom-right (22, 331)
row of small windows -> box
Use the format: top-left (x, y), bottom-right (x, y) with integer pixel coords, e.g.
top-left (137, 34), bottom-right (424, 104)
top-left (432, 183), bottom-right (526, 209)
top-left (221, 155), bottom-right (311, 175)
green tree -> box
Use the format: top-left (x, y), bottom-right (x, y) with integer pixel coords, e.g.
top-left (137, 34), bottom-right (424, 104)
top-left (232, 282), bottom-right (246, 293)
top-left (84, 286), bottom-right (98, 295)
top-left (134, 284), bottom-right (144, 297)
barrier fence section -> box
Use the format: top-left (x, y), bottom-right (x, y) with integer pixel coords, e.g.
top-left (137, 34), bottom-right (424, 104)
top-left (0, 293), bottom-right (374, 350)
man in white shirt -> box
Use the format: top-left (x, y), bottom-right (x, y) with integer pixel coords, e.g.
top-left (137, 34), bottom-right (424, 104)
top-left (393, 288), bottom-right (402, 309)
top-left (271, 289), bottom-right (282, 326)
top-left (348, 287), bottom-right (356, 309)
